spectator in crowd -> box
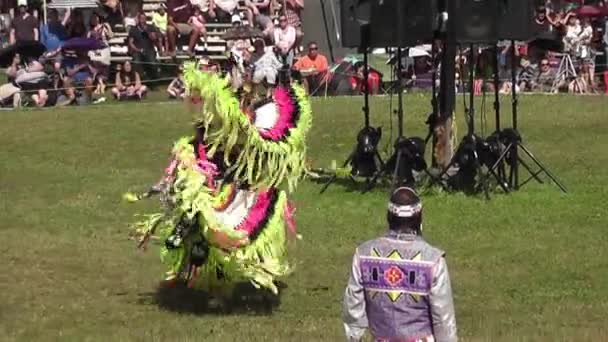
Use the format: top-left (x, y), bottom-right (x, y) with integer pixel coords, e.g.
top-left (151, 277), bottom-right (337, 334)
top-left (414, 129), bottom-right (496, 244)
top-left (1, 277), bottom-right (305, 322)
top-left (604, 17), bottom-right (608, 94)
top-left (273, 15), bottom-right (296, 66)
top-left (536, 58), bottom-right (557, 92)
top-left (166, 0), bottom-right (203, 56)
top-left (188, 6), bottom-right (208, 50)
top-left (517, 54), bottom-right (538, 92)
top-left (578, 18), bottom-right (595, 87)
top-left (533, 6), bottom-right (552, 33)
top-left (124, 8), bottom-right (138, 30)
top-left (0, 13), bottom-right (11, 48)
top-left (101, 0), bottom-right (124, 29)
top-left (284, 0), bottom-right (304, 48)
top-left (250, 38), bottom-right (282, 92)
top-left (67, 9), bottom-right (87, 38)
top-left (152, 4), bottom-right (169, 55)
top-left (293, 41), bottom-right (328, 94)
top-left (0, 82), bottom-right (22, 108)
top-left (563, 14), bottom-right (581, 55)
top-left (88, 12), bottom-right (113, 43)
top-left (112, 60), bottom-right (147, 100)
top-left (65, 53), bottom-right (97, 103)
top-left (190, 0), bottom-right (216, 20)
top-left (227, 15), bottom-right (251, 52)
top-left (10, 3), bottom-right (38, 44)
top-left (128, 12), bottom-right (159, 81)
top-left (167, 65), bottom-right (186, 99)
top-left (245, 0), bottom-right (274, 37)
top-left (214, 0), bottom-right (239, 21)
top-left (40, 8), bottom-right (69, 51)
top-left (6, 53), bottom-right (24, 82)
top-left (547, 9), bottom-right (574, 35)
top-left (49, 60), bottom-right (76, 106)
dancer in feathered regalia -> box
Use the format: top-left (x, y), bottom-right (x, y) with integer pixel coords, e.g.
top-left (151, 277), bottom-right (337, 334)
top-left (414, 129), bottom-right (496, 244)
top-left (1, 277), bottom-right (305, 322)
top-left (124, 62), bottom-right (312, 296)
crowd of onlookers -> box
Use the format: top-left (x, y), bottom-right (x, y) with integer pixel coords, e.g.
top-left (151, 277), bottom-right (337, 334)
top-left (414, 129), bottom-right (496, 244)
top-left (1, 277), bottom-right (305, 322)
top-left (2, 0), bottom-right (606, 109)
top-left (0, 0), bottom-right (335, 108)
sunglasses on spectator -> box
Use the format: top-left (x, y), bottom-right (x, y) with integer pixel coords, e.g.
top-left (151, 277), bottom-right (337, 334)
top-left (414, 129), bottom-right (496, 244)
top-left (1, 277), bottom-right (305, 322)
top-left (541, 62), bottom-right (549, 66)
top-left (309, 47), bottom-right (318, 51)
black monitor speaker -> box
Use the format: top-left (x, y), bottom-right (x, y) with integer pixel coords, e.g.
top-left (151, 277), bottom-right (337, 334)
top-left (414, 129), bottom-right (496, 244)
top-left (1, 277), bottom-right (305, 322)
top-left (497, 0), bottom-right (535, 41)
top-left (449, 0), bottom-right (499, 43)
top-left (340, 0), bottom-right (373, 48)
top-left (340, 0), bottom-right (436, 48)
top-left (450, 0), bottom-right (536, 43)
top-left (369, 0), bottom-right (437, 47)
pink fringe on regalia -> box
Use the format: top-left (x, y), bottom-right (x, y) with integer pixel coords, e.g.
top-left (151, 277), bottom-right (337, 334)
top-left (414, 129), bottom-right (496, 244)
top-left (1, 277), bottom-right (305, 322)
top-left (259, 87), bottom-right (296, 141)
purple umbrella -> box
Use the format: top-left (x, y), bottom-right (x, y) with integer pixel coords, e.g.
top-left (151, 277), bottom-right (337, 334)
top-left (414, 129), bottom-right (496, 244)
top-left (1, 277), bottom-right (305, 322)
top-left (61, 38), bottom-right (107, 52)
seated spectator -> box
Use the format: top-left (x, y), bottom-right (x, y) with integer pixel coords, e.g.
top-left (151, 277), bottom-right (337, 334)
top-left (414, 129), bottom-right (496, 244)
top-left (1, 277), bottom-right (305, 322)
top-left (190, 0), bottom-right (217, 21)
top-left (112, 60), bottom-right (147, 100)
top-left (350, 62), bottom-right (381, 95)
top-left (517, 55), bottom-right (538, 92)
top-left (66, 9), bottom-right (87, 38)
top-left (250, 39), bottom-right (282, 90)
top-left (88, 12), bottom-right (113, 43)
top-left (152, 4), bottom-right (169, 55)
top-left (167, 66), bottom-right (186, 99)
top-left (6, 53), bottom-right (25, 82)
top-left (10, 3), bottom-right (38, 44)
top-left (188, 6), bottom-right (208, 50)
top-left (227, 15), bottom-right (252, 53)
top-left (166, 0), bottom-right (203, 56)
top-left (293, 41), bottom-right (328, 94)
top-left (214, 0), bottom-right (239, 21)
top-left (535, 58), bottom-right (557, 92)
top-left (40, 8), bottom-right (69, 51)
top-left (284, 0), bottom-right (304, 48)
top-left (124, 8), bottom-right (137, 30)
top-left (65, 53), bottom-right (97, 103)
top-left (245, 0), bottom-right (273, 37)
top-left (49, 60), bottom-right (76, 106)
top-left (0, 82), bottom-right (21, 108)
top-left (128, 13), bottom-right (159, 81)
top-left (273, 15), bottom-right (296, 66)
top-left (15, 66), bottom-right (50, 107)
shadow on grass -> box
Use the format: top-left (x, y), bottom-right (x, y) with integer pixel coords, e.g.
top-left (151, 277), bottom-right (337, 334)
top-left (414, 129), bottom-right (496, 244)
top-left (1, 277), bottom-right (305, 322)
top-left (137, 281), bottom-right (286, 316)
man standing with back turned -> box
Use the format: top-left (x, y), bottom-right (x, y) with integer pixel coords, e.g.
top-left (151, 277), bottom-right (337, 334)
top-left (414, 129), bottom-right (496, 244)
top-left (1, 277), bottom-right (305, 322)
top-left (343, 187), bottom-right (457, 342)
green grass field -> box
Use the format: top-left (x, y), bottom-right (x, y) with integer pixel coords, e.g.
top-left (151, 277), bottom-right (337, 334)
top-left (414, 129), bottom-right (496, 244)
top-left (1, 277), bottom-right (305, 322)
top-left (1, 94), bottom-right (607, 341)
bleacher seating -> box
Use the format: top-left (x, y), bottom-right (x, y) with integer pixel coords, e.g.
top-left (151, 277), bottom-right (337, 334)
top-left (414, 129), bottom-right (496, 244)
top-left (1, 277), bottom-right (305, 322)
top-left (109, 0), bottom-right (255, 63)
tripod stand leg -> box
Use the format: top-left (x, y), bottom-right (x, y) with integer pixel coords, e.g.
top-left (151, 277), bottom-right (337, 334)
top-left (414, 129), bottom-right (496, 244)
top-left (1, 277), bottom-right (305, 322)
top-left (320, 151), bottom-right (355, 194)
top-left (391, 150), bottom-right (403, 188)
top-left (517, 157), bottom-right (544, 184)
top-left (479, 142), bottom-right (513, 189)
top-left (518, 144), bottom-right (568, 193)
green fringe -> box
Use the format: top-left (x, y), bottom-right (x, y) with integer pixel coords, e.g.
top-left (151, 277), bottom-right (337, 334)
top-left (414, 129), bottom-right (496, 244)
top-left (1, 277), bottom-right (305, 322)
top-left (191, 191), bottom-right (292, 294)
top-left (183, 63), bottom-right (312, 192)
top-left (127, 135), bottom-right (292, 290)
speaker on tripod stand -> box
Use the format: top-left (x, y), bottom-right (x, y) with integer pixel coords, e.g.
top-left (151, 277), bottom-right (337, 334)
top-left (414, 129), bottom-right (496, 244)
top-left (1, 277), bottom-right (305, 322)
top-left (429, 0), bottom-right (567, 195)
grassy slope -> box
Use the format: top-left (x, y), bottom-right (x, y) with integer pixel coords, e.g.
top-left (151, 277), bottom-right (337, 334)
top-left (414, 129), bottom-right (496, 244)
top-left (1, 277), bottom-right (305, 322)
top-left (1, 94), bottom-right (607, 341)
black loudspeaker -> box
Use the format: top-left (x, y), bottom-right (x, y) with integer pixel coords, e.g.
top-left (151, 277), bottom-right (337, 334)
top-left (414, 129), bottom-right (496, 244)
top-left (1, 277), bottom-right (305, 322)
top-left (497, 0), bottom-right (535, 40)
top-left (340, 0), bottom-right (372, 48)
top-left (450, 0), bottom-right (499, 43)
top-left (370, 0), bottom-right (437, 47)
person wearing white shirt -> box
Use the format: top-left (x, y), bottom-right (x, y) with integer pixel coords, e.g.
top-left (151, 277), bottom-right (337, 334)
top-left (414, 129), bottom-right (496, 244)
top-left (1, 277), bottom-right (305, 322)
top-left (273, 15), bottom-right (296, 66)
